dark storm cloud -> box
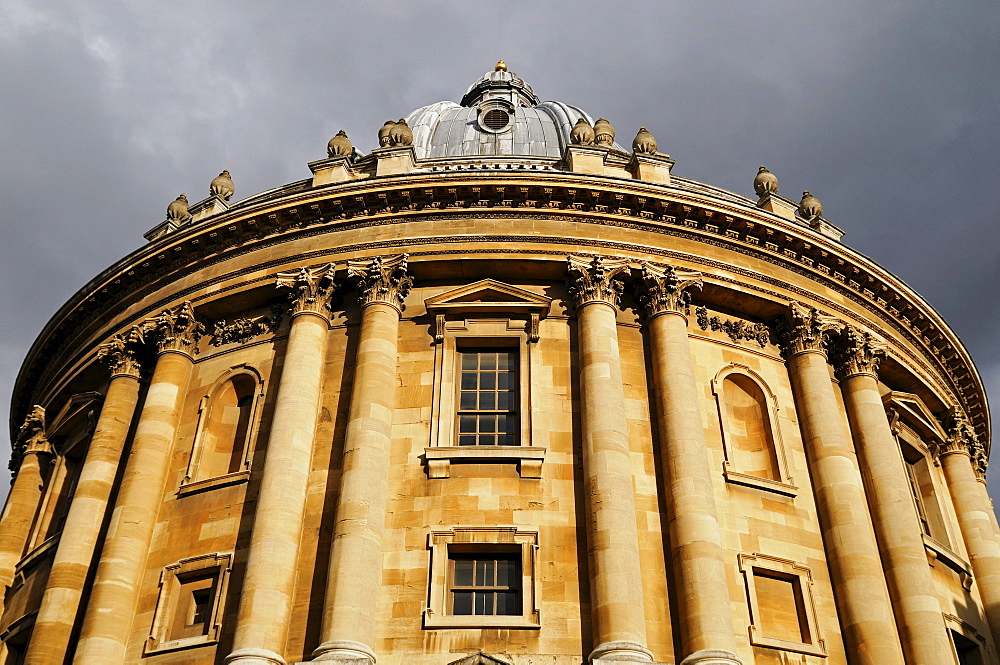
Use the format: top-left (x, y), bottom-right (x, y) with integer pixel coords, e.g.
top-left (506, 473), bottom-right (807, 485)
top-left (2, 2), bottom-right (998, 502)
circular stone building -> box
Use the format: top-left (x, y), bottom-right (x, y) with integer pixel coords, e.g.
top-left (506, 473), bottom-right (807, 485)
top-left (1, 63), bottom-right (998, 665)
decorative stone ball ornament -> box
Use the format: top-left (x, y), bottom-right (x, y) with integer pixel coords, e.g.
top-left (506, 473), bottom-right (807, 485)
top-left (632, 127), bottom-right (657, 154)
top-left (387, 118), bottom-right (413, 147)
top-left (327, 130), bottom-right (353, 158)
top-left (570, 118), bottom-right (595, 146)
top-left (210, 170), bottom-right (235, 201)
top-left (798, 190), bottom-right (823, 221)
top-left (593, 118), bottom-right (615, 147)
top-left (753, 166), bottom-right (779, 197)
top-left (166, 194), bottom-right (191, 223)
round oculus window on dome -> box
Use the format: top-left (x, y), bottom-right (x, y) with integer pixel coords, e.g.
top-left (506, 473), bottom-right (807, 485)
top-left (479, 108), bottom-right (512, 133)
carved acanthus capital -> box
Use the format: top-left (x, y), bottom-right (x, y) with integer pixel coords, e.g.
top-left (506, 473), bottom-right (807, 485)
top-left (97, 325), bottom-right (147, 378)
top-left (276, 263), bottom-right (341, 321)
top-left (565, 254), bottom-right (630, 310)
top-left (635, 262), bottom-right (702, 319)
top-left (830, 326), bottom-right (887, 380)
top-left (10, 405), bottom-right (52, 475)
top-left (150, 301), bottom-right (204, 356)
top-left (940, 407), bottom-right (988, 478)
top-left (776, 301), bottom-right (842, 358)
top-left (347, 254), bottom-right (413, 312)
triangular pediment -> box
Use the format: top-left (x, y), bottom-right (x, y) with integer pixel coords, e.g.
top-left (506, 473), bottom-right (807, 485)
top-left (447, 653), bottom-right (512, 665)
top-left (883, 391), bottom-right (946, 442)
top-left (425, 279), bottom-right (551, 315)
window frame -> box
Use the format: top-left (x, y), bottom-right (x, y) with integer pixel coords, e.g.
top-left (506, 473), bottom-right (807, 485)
top-left (455, 347), bottom-right (521, 448)
top-left (424, 280), bottom-right (551, 479)
top-left (425, 527), bottom-right (540, 629)
top-left (145, 552), bottom-right (232, 655)
top-left (712, 364), bottom-right (796, 496)
top-left (179, 366), bottom-right (265, 496)
top-left (739, 552), bottom-right (825, 657)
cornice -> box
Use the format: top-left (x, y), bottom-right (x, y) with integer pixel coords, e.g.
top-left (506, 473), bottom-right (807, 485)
top-left (12, 171), bottom-right (988, 448)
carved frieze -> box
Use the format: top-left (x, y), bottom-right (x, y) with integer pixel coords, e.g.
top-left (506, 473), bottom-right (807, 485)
top-left (276, 263), bottom-right (341, 320)
top-left (635, 262), bottom-right (702, 319)
top-left (830, 326), bottom-right (887, 380)
top-left (150, 301), bottom-right (205, 355)
top-left (347, 254), bottom-right (413, 312)
top-left (96, 325), bottom-right (147, 378)
top-left (694, 306), bottom-right (771, 348)
top-left (9, 405), bottom-right (52, 475)
top-left (776, 301), bottom-right (843, 358)
top-left (211, 305), bottom-right (283, 347)
top-left (565, 253), bottom-right (630, 309)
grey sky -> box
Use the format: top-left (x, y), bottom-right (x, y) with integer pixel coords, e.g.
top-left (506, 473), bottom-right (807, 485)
top-left (2, 2), bottom-right (998, 504)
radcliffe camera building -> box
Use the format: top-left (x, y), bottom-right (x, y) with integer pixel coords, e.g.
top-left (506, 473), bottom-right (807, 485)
top-left (1, 62), bottom-right (998, 665)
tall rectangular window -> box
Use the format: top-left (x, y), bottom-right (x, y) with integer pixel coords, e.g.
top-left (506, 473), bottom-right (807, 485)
top-left (904, 456), bottom-right (932, 537)
top-left (450, 553), bottom-right (521, 616)
top-left (457, 350), bottom-right (518, 446)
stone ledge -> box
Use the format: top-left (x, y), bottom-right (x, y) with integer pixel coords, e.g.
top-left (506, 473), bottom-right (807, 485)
top-left (423, 445), bottom-right (546, 479)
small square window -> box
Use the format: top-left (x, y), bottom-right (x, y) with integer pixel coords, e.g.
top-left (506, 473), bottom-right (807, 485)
top-left (739, 553), bottom-right (825, 657)
top-left (146, 553), bottom-right (231, 655)
top-left (425, 527), bottom-right (539, 629)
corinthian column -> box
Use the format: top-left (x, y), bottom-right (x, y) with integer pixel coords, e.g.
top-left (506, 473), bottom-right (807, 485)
top-left (566, 254), bottom-right (653, 664)
top-left (73, 302), bottom-right (203, 665)
top-left (227, 265), bottom-right (340, 665)
top-left (312, 254), bottom-right (411, 664)
top-left (832, 326), bottom-right (956, 665)
top-left (938, 408), bottom-right (1000, 644)
top-left (0, 406), bottom-right (54, 613)
top-left (636, 264), bottom-right (740, 665)
top-left (25, 328), bottom-right (146, 665)
top-left (777, 303), bottom-right (905, 665)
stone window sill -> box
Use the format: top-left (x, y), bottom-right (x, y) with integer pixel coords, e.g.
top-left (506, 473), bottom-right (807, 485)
top-left (924, 535), bottom-right (974, 590)
top-left (422, 610), bottom-right (540, 630)
top-left (749, 627), bottom-right (827, 657)
top-left (15, 534), bottom-right (60, 578)
top-left (146, 636), bottom-right (218, 655)
top-left (723, 466), bottom-right (797, 497)
top-left (177, 470), bottom-right (250, 497)
top-left (423, 446), bottom-right (546, 479)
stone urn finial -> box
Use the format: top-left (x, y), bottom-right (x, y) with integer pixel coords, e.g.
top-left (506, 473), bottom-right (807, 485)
top-left (593, 118), bottom-right (615, 147)
top-left (798, 190), bottom-right (823, 220)
top-left (632, 127), bottom-right (657, 155)
top-left (327, 129), bottom-right (353, 158)
top-left (388, 118), bottom-right (413, 146)
top-left (754, 166), bottom-right (779, 197)
top-left (378, 120), bottom-right (396, 147)
top-left (570, 117), bottom-right (595, 146)
top-left (166, 194), bottom-right (191, 223)
top-left (210, 170), bottom-right (235, 201)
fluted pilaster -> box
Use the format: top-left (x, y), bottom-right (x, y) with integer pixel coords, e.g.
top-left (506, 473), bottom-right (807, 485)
top-left (0, 406), bottom-right (54, 615)
top-left (831, 325), bottom-right (955, 665)
top-left (938, 408), bottom-right (1000, 644)
top-left (778, 303), bottom-right (905, 665)
top-left (566, 254), bottom-right (654, 664)
top-left (74, 303), bottom-right (202, 664)
top-left (312, 255), bottom-right (410, 664)
top-left (637, 264), bottom-right (740, 665)
top-left (228, 265), bottom-right (340, 665)
top-left (25, 331), bottom-right (146, 665)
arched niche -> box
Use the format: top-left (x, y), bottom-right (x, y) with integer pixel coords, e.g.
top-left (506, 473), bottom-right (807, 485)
top-left (181, 366), bottom-right (265, 494)
top-left (712, 364), bottom-right (796, 496)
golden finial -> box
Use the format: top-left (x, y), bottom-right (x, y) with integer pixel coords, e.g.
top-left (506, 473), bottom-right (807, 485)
top-left (495, 60), bottom-right (507, 72)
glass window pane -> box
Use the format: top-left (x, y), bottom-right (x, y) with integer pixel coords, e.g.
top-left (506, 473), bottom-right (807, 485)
top-left (459, 415), bottom-right (476, 433)
top-left (480, 415), bottom-right (496, 433)
top-left (497, 353), bottom-right (510, 370)
top-left (497, 592), bottom-right (518, 615)
top-left (479, 434), bottom-right (496, 446)
top-left (498, 434), bottom-right (515, 446)
top-left (496, 558), bottom-right (513, 587)
top-left (480, 373), bottom-right (496, 390)
top-left (461, 372), bottom-right (477, 389)
top-left (460, 392), bottom-right (477, 409)
top-left (498, 372), bottom-right (511, 389)
top-left (461, 354), bottom-right (477, 370)
top-left (497, 392), bottom-right (511, 410)
top-left (479, 393), bottom-right (495, 410)
top-left (458, 435), bottom-right (477, 446)
top-left (480, 354), bottom-right (496, 370)
top-left (454, 559), bottom-right (473, 586)
top-left (453, 591), bottom-right (473, 615)
top-left (475, 560), bottom-right (491, 586)
top-left (477, 592), bottom-right (494, 616)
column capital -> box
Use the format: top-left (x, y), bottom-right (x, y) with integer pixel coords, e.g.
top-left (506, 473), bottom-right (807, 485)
top-left (776, 301), bottom-right (842, 359)
top-left (347, 254), bottom-right (412, 313)
top-left (940, 407), bottom-right (988, 479)
top-left (149, 301), bottom-right (204, 356)
top-left (635, 262), bottom-right (702, 320)
top-left (10, 405), bottom-right (53, 476)
top-left (566, 253), bottom-right (630, 310)
top-left (97, 325), bottom-right (147, 379)
top-left (277, 263), bottom-right (341, 322)
top-left (830, 325), bottom-right (887, 380)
